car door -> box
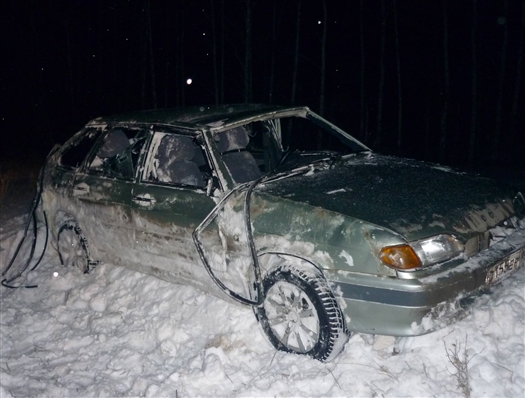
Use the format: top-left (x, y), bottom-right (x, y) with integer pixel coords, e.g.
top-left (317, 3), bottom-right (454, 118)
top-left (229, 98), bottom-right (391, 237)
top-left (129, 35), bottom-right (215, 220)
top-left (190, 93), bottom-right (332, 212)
top-left (193, 125), bottom-right (270, 305)
top-left (71, 126), bottom-right (147, 261)
top-left (131, 129), bottom-right (217, 283)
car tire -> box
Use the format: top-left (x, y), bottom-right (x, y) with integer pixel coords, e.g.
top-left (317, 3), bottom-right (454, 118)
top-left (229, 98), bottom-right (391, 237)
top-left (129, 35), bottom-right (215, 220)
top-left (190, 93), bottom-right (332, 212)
top-left (256, 264), bottom-right (349, 362)
top-left (57, 220), bottom-right (90, 273)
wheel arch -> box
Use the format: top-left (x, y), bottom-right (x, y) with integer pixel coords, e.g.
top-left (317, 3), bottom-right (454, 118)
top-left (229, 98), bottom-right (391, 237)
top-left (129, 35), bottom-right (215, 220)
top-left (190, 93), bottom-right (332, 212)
top-left (54, 210), bottom-right (76, 227)
top-left (257, 251), bottom-right (325, 280)
top-left (51, 210), bottom-right (77, 239)
top-left (255, 252), bottom-right (350, 361)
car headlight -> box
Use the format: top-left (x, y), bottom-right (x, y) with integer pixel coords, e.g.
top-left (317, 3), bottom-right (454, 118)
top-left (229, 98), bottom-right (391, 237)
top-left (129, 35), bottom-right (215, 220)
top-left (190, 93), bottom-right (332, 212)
top-left (380, 234), bottom-right (464, 270)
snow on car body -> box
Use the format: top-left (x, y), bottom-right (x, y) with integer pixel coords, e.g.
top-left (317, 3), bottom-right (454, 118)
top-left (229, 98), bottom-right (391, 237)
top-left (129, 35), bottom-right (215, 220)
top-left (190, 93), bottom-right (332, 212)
top-left (40, 104), bottom-right (525, 361)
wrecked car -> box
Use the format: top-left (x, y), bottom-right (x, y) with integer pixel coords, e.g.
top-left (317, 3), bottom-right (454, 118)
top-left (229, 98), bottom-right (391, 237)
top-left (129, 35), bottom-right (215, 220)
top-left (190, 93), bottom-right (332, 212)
top-left (39, 104), bottom-right (525, 361)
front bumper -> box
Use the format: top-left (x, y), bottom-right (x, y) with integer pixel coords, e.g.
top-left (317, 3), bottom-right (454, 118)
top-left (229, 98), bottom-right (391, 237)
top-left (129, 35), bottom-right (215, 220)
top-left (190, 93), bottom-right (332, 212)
top-left (329, 227), bottom-right (525, 336)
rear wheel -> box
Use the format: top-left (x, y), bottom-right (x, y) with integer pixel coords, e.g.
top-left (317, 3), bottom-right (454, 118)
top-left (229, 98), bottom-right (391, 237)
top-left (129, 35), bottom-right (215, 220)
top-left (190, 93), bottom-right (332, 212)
top-left (256, 264), bottom-right (349, 361)
top-left (57, 220), bottom-right (90, 273)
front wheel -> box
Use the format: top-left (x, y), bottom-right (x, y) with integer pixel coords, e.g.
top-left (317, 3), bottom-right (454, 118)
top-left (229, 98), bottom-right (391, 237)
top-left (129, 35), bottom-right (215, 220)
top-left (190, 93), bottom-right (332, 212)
top-left (255, 265), bottom-right (349, 362)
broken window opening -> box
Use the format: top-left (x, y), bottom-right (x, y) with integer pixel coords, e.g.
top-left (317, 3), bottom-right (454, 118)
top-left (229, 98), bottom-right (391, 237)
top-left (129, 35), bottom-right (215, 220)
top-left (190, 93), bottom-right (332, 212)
top-left (88, 128), bottom-right (147, 180)
top-left (144, 132), bottom-right (210, 189)
top-left (216, 120), bottom-right (283, 184)
top-left (60, 128), bottom-right (101, 169)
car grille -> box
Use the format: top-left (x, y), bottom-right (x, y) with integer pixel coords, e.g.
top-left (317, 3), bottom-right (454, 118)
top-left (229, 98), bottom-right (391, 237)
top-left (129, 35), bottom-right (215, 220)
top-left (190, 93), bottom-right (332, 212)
top-left (464, 217), bottom-right (520, 258)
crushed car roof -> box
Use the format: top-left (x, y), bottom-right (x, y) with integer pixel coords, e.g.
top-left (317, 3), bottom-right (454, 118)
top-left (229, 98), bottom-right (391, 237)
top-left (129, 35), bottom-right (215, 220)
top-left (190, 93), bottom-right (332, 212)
top-left (87, 104), bottom-right (297, 127)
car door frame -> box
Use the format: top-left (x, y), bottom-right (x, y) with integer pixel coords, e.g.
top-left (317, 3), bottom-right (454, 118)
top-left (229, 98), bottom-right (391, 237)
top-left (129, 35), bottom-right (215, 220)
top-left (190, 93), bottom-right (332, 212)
top-left (191, 127), bottom-right (264, 305)
top-left (130, 126), bottom-right (219, 285)
top-left (69, 124), bottom-right (147, 261)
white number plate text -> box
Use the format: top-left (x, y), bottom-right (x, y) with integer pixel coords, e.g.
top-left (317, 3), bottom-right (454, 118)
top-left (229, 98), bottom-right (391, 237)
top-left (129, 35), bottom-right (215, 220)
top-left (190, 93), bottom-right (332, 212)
top-left (485, 249), bottom-right (524, 285)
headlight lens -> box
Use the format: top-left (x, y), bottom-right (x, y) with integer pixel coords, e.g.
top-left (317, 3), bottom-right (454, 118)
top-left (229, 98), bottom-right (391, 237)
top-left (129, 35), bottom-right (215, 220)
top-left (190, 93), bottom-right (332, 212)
top-left (380, 234), bottom-right (464, 270)
top-left (411, 234), bottom-right (464, 266)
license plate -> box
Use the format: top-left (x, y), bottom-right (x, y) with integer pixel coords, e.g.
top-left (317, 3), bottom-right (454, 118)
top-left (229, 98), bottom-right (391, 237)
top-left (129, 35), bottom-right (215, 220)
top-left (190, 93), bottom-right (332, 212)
top-left (485, 249), bottom-right (524, 285)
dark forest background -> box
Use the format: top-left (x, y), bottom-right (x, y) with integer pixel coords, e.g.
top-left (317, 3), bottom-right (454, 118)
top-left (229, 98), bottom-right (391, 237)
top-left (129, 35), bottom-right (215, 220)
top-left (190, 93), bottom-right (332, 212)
top-left (1, 0), bottom-right (524, 173)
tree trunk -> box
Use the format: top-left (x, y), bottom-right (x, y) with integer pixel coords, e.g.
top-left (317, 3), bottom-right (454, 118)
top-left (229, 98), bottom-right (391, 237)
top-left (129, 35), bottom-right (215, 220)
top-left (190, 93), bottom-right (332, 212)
top-left (394, 0), bottom-right (403, 152)
top-left (140, 4), bottom-right (147, 108)
top-left (319, 0), bottom-right (327, 116)
top-left (220, 0), bottom-right (225, 103)
top-left (145, 0), bottom-right (157, 108)
top-left (359, 0), bottom-right (367, 143)
top-left (424, 79), bottom-right (432, 159)
top-left (164, 1), bottom-right (170, 108)
top-left (493, 0), bottom-right (509, 162)
top-left (97, 6), bottom-right (103, 101)
top-left (439, 0), bottom-right (450, 163)
top-left (510, 0), bottom-right (525, 152)
top-left (244, 0), bottom-right (252, 103)
top-left (269, 0), bottom-right (277, 103)
top-left (318, 0), bottom-right (328, 149)
top-left (28, 2), bottom-right (51, 141)
top-left (175, 4), bottom-right (180, 106)
top-left (112, 1), bottom-right (118, 109)
top-left (375, 0), bottom-right (386, 149)
top-left (468, 0), bottom-right (477, 168)
top-left (177, 0), bottom-right (186, 107)
top-left (210, 0), bottom-right (219, 105)
top-left (291, 0), bottom-right (301, 105)
top-left (64, 19), bottom-right (76, 116)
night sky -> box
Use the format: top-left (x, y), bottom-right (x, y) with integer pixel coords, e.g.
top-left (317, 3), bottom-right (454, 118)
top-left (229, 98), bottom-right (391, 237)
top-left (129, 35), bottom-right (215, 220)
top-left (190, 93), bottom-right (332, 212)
top-left (1, 0), bottom-right (524, 172)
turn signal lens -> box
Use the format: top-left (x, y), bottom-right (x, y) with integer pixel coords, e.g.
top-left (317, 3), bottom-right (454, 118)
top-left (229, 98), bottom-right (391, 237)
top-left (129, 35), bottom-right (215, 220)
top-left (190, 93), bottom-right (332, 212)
top-left (379, 245), bottom-right (422, 270)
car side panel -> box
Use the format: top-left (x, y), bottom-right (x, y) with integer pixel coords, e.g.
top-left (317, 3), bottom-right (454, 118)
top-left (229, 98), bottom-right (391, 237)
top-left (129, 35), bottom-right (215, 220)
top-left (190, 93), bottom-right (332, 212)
top-left (131, 183), bottom-right (216, 285)
top-left (70, 172), bottom-right (136, 259)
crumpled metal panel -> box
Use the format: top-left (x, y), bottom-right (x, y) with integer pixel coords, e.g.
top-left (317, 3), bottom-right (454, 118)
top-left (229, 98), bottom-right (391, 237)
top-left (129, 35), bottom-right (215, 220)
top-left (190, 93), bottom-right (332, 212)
top-left (259, 153), bottom-right (519, 242)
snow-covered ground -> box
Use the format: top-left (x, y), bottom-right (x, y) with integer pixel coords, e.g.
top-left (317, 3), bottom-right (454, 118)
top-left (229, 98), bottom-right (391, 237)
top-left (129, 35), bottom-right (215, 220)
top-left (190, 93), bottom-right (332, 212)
top-left (1, 211), bottom-right (523, 398)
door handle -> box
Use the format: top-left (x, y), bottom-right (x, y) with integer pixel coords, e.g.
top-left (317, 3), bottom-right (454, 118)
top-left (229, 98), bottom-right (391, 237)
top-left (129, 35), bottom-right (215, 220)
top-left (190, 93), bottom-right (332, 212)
top-left (132, 195), bottom-right (156, 205)
top-left (73, 183), bottom-right (90, 196)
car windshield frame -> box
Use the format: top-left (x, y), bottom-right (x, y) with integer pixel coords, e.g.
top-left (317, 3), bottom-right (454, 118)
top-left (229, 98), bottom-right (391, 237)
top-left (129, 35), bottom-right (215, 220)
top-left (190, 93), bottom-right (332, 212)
top-left (206, 107), bottom-right (371, 187)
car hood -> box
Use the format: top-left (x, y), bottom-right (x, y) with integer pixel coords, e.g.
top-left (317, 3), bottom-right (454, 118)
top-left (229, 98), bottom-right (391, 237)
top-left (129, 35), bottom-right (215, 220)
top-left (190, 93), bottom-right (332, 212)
top-left (258, 153), bottom-right (519, 242)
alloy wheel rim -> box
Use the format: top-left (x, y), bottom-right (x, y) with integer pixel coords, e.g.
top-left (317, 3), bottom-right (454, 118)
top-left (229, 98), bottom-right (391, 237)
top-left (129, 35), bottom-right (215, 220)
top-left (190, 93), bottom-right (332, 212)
top-left (264, 281), bottom-right (320, 353)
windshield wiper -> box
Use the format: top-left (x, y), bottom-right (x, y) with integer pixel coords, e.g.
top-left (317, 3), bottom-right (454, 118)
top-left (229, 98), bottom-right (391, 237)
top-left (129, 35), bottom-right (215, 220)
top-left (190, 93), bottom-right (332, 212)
top-left (265, 150), bottom-right (349, 183)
